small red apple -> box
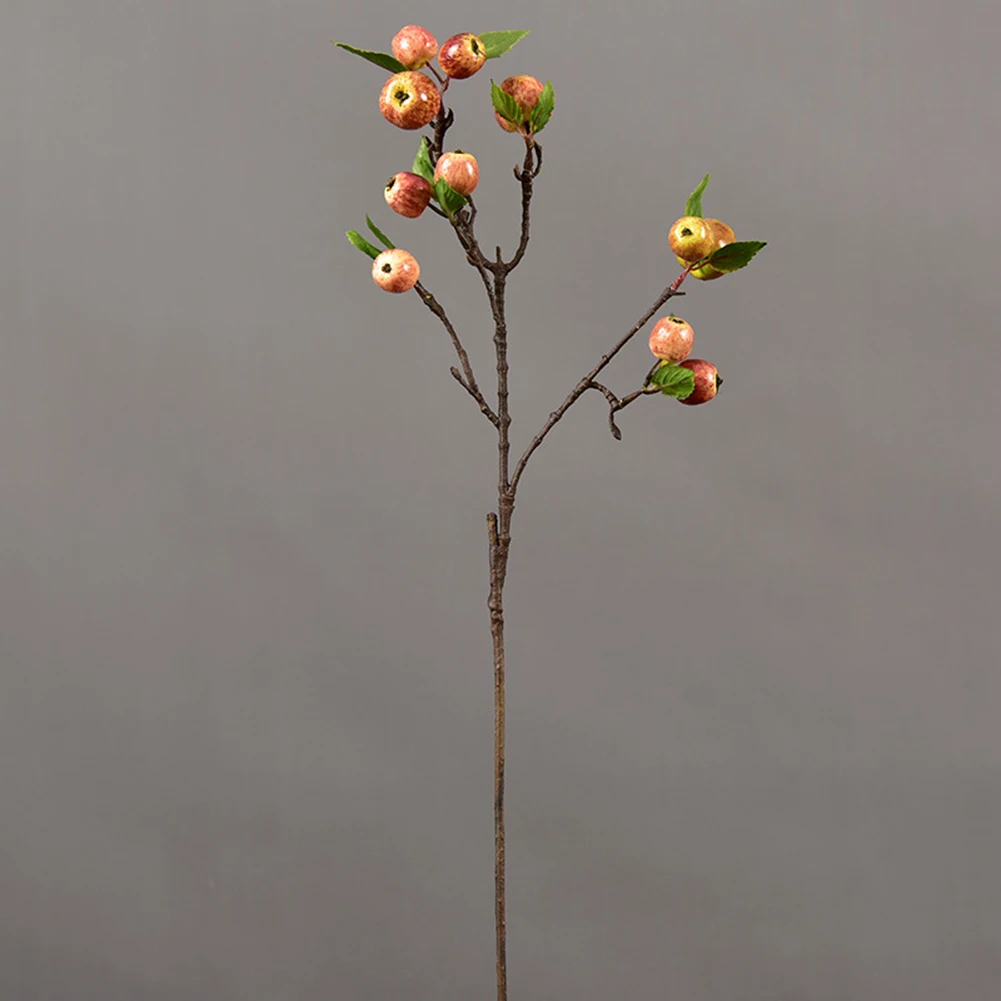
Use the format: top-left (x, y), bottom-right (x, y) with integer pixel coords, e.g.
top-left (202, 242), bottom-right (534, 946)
top-left (438, 33), bottom-right (487, 79)
top-left (372, 248), bottom-right (420, 293)
top-left (677, 359), bottom-right (722, 405)
top-left (494, 74), bottom-right (544, 132)
top-left (648, 315), bottom-right (694, 363)
top-left (384, 171), bottom-right (433, 218)
top-left (433, 150), bottom-right (479, 196)
top-left (391, 25), bottom-right (438, 70)
top-left (379, 71), bottom-right (441, 130)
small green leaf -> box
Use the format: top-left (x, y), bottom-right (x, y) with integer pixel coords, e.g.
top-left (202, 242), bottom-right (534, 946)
top-left (412, 137), bottom-right (435, 183)
top-left (650, 362), bottom-right (696, 399)
top-left (530, 81), bottom-right (555, 133)
top-left (479, 30), bottom-right (530, 59)
top-left (346, 230), bottom-right (381, 260)
top-left (333, 42), bottom-right (406, 74)
top-left (434, 178), bottom-right (468, 218)
top-left (491, 81), bottom-right (522, 126)
top-left (684, 173), bottom-right (710, 218)
top-left (365, 215), bottom-right (395, 250)
top-left (707, 240), bottom-right (767, 272)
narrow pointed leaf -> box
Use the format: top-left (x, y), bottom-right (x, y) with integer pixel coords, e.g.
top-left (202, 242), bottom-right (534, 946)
top-left (491, 81), bottom-right (522, 125)
top-left (707, 240), bottom-right (767, 272)
top-left (412, 137), bottom-right (435, 183)
top-left (333, 42), bottom-right (406, 74)
top-left (530, 81), bottom-right (555, 132)
top-left (684, 173), bottom-right (710, 218)
top-left (650, 362), bottom-right (696, 399)
top-left (365, 215), bottom-right (395, 250)
top-left (479, 30), bottom-right (530, 59)
top-left (346, 230), bottom-right (381, 260)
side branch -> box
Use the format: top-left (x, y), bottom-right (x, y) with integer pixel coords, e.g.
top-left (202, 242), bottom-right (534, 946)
top-left (505, 140), bottom-right (542, 271)
top-left (414, 281), bottom-right (500, 427)
top-left (589, 380), bottom-right (661, 440)
top-left (510, 278), bottom-right (688, 490)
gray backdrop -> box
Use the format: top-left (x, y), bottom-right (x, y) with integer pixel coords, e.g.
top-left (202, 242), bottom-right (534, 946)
top-left (4, 1), bottom-right (1001, 999)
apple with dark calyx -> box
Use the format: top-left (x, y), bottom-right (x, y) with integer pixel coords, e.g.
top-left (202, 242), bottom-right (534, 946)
top-left (438, 33), bottom-right (487, 79)
top-left (433, 151), bottom-right (480, 196)
top-left (648, 315), bottom-right (694, 363)
top-left (668, 216), bottom-right (715, 263)
top-left (379, 71), bottom-right (441, 130)
top-left (677, 359), bottom-right (722, 404)
top-left (384, 172), bottom-right (433, 218)
top-left (392, 25), bottom-right (438, 70)
top-left (372, 248), bottom-right (421, 293)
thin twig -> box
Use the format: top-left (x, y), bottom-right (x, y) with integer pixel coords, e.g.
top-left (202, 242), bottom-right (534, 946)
top-left (509, 279), bottom-right (687, 491)
top-left (414, 281), bottom-right (499, 427)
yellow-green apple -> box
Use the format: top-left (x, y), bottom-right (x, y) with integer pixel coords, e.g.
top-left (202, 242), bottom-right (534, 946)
top-left (372, 248), bottom-right (420, 293)
top-left (391, 25), bottom-right (438, 70)
top-left (433, 150), bottom-right (479, 195)
top-left (668, 216), bottom-right (716, 263)
top-left (384, 171), bottom-right (433, 218)
top-left (438, 33), bottom-right (487, 79)
top-left (677, 359), bottom-right (722, 404)
top-left (379, 71), bottom-right (441, 130)
top-left (494, 74), bottom-right (544, 131)
top-left (648, 315), bottom-right (694, 363)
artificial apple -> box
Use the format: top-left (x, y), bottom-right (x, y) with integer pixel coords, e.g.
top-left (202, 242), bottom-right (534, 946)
top-left (372, 248), bottom-right (421, 293)
top-left (648, 315), bottom-right (694, 363)
top-left (438, 33), bottom-right (487, 79)
top-left (705, 218), bottom-right (735, 248)
top-left (433, 150), bottom-right (480, 196)
top-left (677, 359), bottom-right (722, 405)
top-left (391, 25), bottom-right (438, 70)
top-left (379, 71), bottom-right (441, 130)
top-left (668, 216), bottom-right (716, 263)
top-left (384, 171), bottom-right (433, 218)
top-left (494, 74), bottom-right (544, 132)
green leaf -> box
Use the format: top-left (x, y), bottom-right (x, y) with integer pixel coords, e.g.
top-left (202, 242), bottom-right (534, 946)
top-left (491, 81), bottom-right (523, 126)
top-left (346, 230), bottom-right (382, 260)
top-left (684, 173), bottom-right (710, 218)
top-left (479, 30), bottom-right (530, 59)
top-left (707, 240), bottom-right (767, 272)
top-left (333, 42), bottom-right (406, 74)
top-left (365, 215), bottom-right (395, 250)
top-left (530, 81), bottom-right (555, 133)
top-left (412, 137), bottom-right (435, 183)
top-left (650, 362), bottom-right (696, 399)
top-left (434, 178), bottom-right (468, 218)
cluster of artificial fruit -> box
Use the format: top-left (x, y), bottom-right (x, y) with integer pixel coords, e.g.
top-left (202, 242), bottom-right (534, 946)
top-left (643, 175), bottom-right (767, 405)
top-left (337, 27), bottom-right (552, 295)
top-left (647, 316), bottom-right (721, 406)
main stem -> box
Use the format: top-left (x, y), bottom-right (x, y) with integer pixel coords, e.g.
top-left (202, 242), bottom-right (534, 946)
top-left (490, 259), bottom-right (514, 1001)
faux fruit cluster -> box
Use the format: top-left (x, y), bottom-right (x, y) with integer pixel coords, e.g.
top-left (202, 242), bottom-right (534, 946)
top-left (647, 315), bottom-right (721, 406)
top-left (340, 25), bottom-right (549, 296)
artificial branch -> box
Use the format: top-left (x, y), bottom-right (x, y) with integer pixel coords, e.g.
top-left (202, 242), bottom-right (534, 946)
top-left (414, 279), bottom-right (499, 427)
top-left (509, 279), bottom-right (687, 491)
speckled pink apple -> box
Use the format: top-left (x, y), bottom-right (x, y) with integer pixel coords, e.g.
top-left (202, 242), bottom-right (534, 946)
top-left (391, 25), bottom-right (438, 70)
top-left (648, 315), bottom-right (694, 363)
top-left (379, 71), bottom-right (441, 130)
top-left (384, 171), bottom-right (433, 218)
top-left (372, 248), bottom-right (421, 293)
top-left (433, 151), bottom-right (479, 196)
top-left (677, 359), bottom-right (722, 405)
top-left (495, 74), bottom-right (544, 132)
top-left (438, 33), bottom-right (486, 79)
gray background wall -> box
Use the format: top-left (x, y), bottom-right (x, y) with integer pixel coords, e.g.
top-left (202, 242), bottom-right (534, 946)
top-left (3, 2), bottom-right (1000, 999)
